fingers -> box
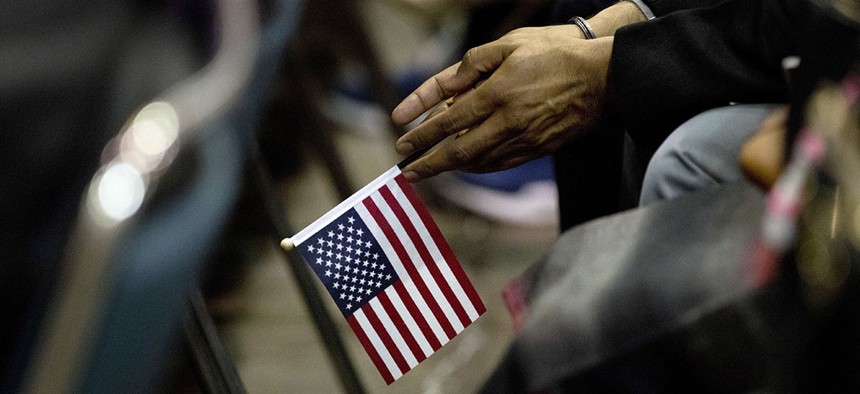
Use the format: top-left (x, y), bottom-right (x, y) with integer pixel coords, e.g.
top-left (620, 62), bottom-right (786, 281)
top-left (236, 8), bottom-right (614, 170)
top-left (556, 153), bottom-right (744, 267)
top-left (420, 99), bottom-right (453, 125)
top-left (395, 81), bottom-right (498, 156)
top-left (392, 63), bottom-right (462, 125)
top-left (391, 41), bottom-right (511, 125)
top-left (400, 112), bottom-right (510, 181)
top-left (459, 41), bottom-right (509, 77)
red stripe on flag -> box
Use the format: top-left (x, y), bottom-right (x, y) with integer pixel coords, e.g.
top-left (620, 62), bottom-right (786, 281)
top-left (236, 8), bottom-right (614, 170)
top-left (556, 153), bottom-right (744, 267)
top-left (362, 305), bottom-right (410, 375)
top-left (380, 185), bottom-right (472, 328)
top-left (394, 281), bottom-right (442, 351)
top-left (363, 198), bottom-right (457, 340)
top-left (394, 175), bottom-right (486, 315)
top-left (378, 291), bottom-right (427, 363)
top-left (347, 315), bottom-right (393, 385)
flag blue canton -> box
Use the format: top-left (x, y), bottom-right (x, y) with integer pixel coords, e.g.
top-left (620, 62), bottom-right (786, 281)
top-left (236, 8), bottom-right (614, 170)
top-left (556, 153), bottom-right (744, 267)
top-left (298, 208), bottom-right (399, 316)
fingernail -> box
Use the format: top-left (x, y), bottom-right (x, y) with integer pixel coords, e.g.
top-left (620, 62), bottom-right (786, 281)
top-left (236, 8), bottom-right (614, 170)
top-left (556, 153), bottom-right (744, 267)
top-left (402, 170), bottom-right (420, 182)
top-left (396, 141), bottom-right (415, 155)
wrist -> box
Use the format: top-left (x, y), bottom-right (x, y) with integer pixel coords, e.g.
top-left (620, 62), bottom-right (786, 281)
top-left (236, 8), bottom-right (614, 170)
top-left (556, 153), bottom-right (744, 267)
top-left (574, 36), bottom-right (616, 114)
top-left (568, 16), bottom-right (596, 39)
top-left (586, 1), bottom-right (647, 37)
top-left (594, 37), bottom-right (616, 109)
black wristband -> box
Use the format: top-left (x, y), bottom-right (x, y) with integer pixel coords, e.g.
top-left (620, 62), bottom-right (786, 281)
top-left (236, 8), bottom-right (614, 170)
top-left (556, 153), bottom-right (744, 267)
top-left (568, 16), bottom-right (596, 39)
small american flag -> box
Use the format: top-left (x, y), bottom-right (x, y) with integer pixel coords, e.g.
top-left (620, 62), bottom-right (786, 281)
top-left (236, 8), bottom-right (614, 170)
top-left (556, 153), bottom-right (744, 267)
top-left (291, 166), bottom-right (486, 384)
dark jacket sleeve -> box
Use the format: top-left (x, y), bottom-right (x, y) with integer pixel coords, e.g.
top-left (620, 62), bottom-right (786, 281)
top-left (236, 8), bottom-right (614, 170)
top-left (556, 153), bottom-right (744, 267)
top-left (641, 0), bottom-right (728, 16)
top-left (610, 0), bottom-right (809, 150)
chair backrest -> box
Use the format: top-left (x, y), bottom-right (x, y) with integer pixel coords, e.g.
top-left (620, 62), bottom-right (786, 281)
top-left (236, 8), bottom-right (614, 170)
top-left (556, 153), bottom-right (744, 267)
top-left (18, 1), bottom-right (263, 392)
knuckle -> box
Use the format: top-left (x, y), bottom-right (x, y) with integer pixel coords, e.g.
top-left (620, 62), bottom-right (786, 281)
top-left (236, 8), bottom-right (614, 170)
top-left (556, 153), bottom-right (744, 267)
top-left (463, 47), bottom-right (480, 67)
top-left (437, 112), bottom-right (459, 134)
top-left (430, 75), bottom-right (450, 97)
top-left (448, 144), bottom-right (473, 165)
top-left (503, 110), bottom-right (527, 129)
top-left (505, 27), bottom-right (532, 39)
top-left (404, 129), bottom-right (432, 149)
top-left (507, 50), bottom-right (530, 65)
top-left (472, 86), bottom-right (495, 103)
top-left (503, 28), bottom-right (523, 39)
top-left (412, 165), bottom-right (435, 179)
top-left (473, 87), bottom-right (504, 110)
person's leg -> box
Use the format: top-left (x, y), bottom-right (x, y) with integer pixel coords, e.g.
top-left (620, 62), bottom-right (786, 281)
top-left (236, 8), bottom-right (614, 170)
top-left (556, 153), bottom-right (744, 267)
top-left (640, 104), bottom-right (780, 206)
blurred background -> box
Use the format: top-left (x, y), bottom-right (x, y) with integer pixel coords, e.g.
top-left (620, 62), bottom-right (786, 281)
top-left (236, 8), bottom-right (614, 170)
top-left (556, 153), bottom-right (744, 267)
top-left (7, 0), bottom-right (856, 393)
top-left (208, 1), bottom-right (563, 392)
top-left (0, 0), bottom-right (569, 392)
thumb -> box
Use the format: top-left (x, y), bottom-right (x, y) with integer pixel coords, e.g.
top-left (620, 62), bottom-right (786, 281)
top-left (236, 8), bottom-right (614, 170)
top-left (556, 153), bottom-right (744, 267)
top-left (391, 41), bottom-right (511, 125)
top-left (457, 41), bottom-right (510, 81)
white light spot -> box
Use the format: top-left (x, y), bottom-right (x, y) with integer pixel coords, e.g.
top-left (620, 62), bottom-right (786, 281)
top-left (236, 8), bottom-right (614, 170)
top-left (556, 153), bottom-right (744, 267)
top-left (132, 102), bottom-right (179, 155)
top-left (95, 162), bottom-right (146, 222)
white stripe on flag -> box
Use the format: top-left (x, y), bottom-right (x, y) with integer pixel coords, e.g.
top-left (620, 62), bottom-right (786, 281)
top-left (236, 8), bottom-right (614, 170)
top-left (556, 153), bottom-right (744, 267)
top-left (369, 192), bottom-right (464, 333)
top-left (385, 286), bottom-right (436, 357)
top-left (291, 166), bottom-right (400, 245)
top-left (387, 179), bottom-right (480, 321)
top-left (353, 309), bottom-right (402, 381)
top-left (354, 203), bottom-right (449, 344)
top-left (369, 298), bottom-right (419, 368)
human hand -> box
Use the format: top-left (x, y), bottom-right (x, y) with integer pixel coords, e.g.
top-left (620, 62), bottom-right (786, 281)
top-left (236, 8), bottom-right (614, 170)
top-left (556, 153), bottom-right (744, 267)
top-left (391, 26), bottom-right (615, 181)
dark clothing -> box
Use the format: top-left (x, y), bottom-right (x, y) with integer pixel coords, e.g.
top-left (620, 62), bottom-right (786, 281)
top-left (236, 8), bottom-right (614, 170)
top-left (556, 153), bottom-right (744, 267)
top-left (533, 1), bottom-right (860, 392)
top-left (555, 0), bottom-right (847, 230)
top-left (485, 182), bottom-right (860, 393)
top-left (641, 0), bottom-right (725, 15)
top-left (612, 0), bottom-right (809, 150)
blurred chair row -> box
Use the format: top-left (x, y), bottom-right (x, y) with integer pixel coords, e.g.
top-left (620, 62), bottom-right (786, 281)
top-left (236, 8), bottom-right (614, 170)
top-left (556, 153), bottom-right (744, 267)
top-left (0, 0), bottom-right (396, 392)
top-left (0, 1), bottom-right (633, 392)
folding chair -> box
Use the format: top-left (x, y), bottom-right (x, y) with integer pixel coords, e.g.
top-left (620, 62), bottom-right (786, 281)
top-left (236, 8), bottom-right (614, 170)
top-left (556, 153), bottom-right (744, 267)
top-left (18, 0), bottom-right (366, 392)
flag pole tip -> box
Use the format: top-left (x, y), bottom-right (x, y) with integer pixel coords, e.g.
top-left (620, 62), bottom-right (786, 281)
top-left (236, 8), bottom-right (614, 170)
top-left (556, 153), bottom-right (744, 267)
top-left (280, 238), bottom-right (295, 251)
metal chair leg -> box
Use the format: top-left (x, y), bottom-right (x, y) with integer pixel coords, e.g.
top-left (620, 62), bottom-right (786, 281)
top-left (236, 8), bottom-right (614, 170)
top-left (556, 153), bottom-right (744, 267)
top-left (184, 288), bottom-right (248, 394)
top-left (249, 144), bottom-right (367, 394)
